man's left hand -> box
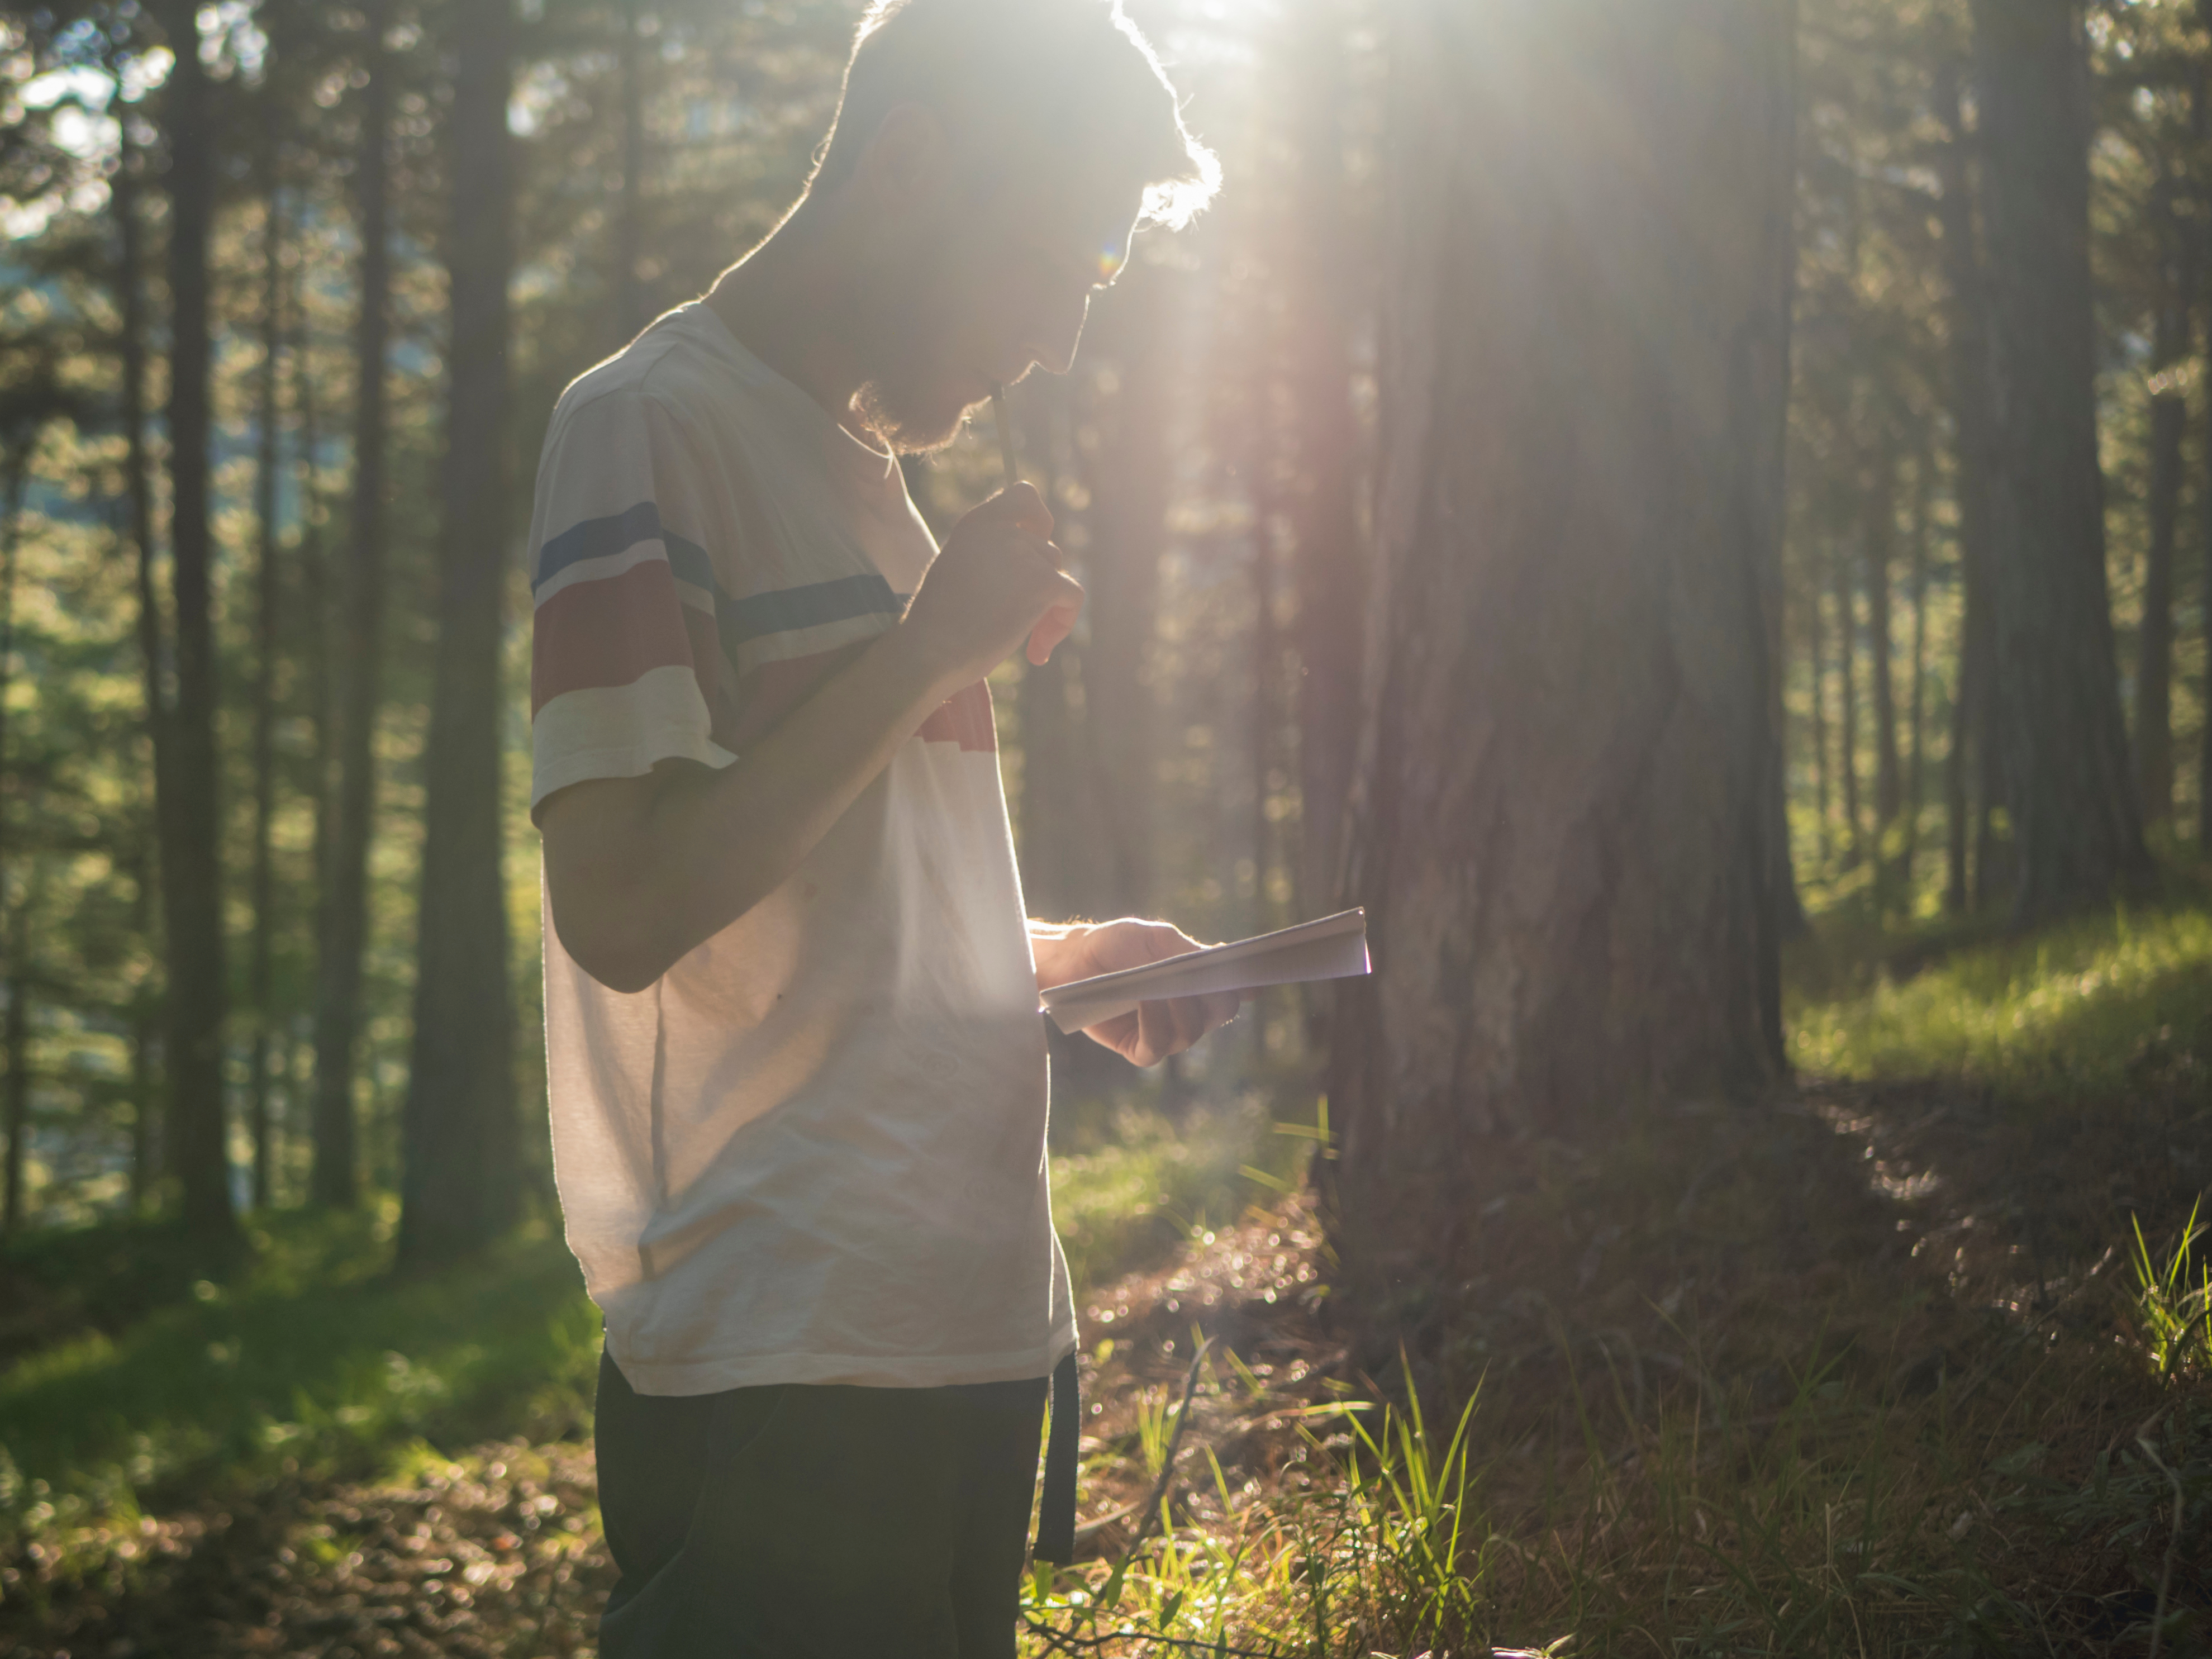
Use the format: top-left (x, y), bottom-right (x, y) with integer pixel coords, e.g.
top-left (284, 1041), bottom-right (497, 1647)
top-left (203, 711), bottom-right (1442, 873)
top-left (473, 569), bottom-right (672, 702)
top-left (1032, 919), bottom-right (1243, 1068)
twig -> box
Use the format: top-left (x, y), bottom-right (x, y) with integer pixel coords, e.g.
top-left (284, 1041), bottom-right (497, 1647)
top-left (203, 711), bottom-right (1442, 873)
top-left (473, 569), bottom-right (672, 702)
top-left (2135, 1413), bottom-right (2185, 1659)
top-left (1124, 1339), bottom-right (1212, 1560)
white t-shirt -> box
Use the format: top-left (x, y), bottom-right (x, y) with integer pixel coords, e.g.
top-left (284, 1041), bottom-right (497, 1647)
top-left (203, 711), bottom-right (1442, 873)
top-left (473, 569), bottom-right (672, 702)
top-left (528, 302), bottom-right (1075, 1396)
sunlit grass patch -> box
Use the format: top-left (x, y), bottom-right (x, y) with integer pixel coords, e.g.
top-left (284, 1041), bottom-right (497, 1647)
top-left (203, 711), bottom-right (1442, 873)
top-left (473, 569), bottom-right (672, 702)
top-left (1787, 899), bottom-right (2212, 1099)
top-left (0, 1204), bottom-right (601, 1565)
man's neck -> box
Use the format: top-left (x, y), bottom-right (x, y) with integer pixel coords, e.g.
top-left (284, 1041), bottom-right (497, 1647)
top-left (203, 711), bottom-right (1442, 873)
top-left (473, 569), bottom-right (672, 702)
top-left (705, 206), bottom-right (871, 431)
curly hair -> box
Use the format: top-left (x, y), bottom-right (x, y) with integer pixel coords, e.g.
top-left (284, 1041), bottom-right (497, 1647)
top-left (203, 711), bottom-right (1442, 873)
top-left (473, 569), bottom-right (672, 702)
top-left (808, 0), bottom-right (1221, 230)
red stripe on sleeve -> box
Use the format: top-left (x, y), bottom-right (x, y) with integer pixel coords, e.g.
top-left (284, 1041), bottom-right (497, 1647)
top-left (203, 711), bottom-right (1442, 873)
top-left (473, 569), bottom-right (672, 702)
top-left (531, 559), bottom-right (696, 715)
top-left (917, 681), bottom-right (996, 753)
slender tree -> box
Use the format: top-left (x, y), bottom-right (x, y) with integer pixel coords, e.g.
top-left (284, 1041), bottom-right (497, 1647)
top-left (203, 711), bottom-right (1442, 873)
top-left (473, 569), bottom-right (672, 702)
top-left (159, 0), bottom-right (237, 1240)
top-left (313, 0), bottom-right (393, 1209)
top-left (248, 106), bottom-right (287, 1212)
top-left (1328, 0), bottom-right (1794, 1265)
top-left (2137, 175), bottom-right (2194, 828)
top-left (1865, 445), bottom-right (1902, 902)
top-left (1904, 452), bottom-right (1931, 894)
top-left (399, 0), bottom-right (521, 1268)
top-left (112, 91), bottom-right (166, 1208)
top-left (1, 456), bottom-right (26, 1234)
top-left (1279, 0), bottom-right (1367, 916)
top-left (1933, 59), bottom-right (1998, 914)
top-left (1080, 265), bottom-right (1178, 918)
top-left (1834, 538), bottom-right (1862, 864)
top-left (1971, 0), bottom-right (2151, 918)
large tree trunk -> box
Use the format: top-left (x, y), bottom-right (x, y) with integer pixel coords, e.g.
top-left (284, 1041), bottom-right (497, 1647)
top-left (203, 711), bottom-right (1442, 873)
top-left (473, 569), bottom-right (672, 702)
top-left (248, 120), bottom-right (286, 1213)
top-left (1972, 0), bottom-right (2150, 919)
top-left (1328, 0), bottom-right (1793, 1275)
top-left (161, 1), bottom-right (237, 1242)
top-left (1934, 60), bottom-right (1998, 915)
top-left (313, 2), bottom-right (393, 1209)
top-left (2137, 182), bottom-right (2192, 828)
top-left (399, 0), bottom-right (520, 1269)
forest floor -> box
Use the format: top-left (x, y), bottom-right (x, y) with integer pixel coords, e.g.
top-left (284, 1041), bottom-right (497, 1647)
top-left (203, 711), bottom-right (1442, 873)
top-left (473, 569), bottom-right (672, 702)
top-left (2, 892), bottom-right (2211, 1657)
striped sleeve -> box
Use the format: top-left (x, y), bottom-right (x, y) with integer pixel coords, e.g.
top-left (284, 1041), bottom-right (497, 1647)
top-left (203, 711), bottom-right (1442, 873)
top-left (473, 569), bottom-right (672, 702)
top-left (529, 391), bottom-right (738, 814)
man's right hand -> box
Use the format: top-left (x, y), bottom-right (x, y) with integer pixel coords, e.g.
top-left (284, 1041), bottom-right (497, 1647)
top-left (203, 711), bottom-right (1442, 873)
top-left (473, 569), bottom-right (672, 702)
top-left (900, 483), bottom-right (1085, 687)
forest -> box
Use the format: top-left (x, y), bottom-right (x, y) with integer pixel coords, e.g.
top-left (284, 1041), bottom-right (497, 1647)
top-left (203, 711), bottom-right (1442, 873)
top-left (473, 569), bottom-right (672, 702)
top-left (1, 0), bottom-right (2211, 1653)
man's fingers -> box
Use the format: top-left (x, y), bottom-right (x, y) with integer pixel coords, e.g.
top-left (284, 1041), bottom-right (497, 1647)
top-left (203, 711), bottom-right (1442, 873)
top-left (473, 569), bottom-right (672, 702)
top-left (1026, 571), bottom-right (1085, 665)
top-left (982, 479), bottom-right (1055, 539)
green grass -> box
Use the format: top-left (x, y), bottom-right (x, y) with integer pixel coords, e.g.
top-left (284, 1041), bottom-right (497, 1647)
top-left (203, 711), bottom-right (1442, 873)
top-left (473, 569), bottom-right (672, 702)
top-left (1788, 896), bottom-right (2212, 1098)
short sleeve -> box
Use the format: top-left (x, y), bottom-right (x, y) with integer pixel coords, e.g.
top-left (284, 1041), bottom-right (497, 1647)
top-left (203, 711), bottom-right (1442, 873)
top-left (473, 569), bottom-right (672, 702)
top-left (527, 390), bottom-right (739, 816)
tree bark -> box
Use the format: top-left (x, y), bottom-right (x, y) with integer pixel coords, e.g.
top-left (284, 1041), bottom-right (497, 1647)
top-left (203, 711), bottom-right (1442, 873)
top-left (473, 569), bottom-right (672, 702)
top-left (399, 0), bottom-right (520, 1268)
top-left (1328, 0), bottom-right (1793, 1275)
top-left (1934, 59), bottom-right (1998, 915)
top-left (160, 0), bottom-right (237, 1241)
top-left (1807, 552), bottom-right (1831, 866)
top-left (249, 118), bottom-right (286, 1213)
top-left (313, 1), bottom-right (393, 1209)
top-left (1971, 0), bottom-right (2151, 919)
top-left (2137, 182), bottom-right (2192, 828)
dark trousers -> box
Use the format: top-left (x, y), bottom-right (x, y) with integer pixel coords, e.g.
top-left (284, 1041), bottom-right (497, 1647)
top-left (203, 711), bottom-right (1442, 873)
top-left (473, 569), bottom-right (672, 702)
top-left (594, 1351), bottom-right (1048, 1659)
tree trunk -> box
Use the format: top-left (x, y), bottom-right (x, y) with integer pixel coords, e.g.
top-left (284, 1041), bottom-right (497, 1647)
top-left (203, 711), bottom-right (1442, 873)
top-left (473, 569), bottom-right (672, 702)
top-left (249, 126), bottom-right (286, 1213)
top-left (1328, 0), bottom-right (1792, 1275)
top-left (160, 0), bottom-right (237, 1242)
top-left (1079, 266), bottom-right (1177, 919)
top-left (1934, 59), bottom-right (1998, 915)
top-left (313, 2), bottom-right (393, 1210)
top-left (2137, 182), bottom-right (2192, 828)
top-left (1281, 0), bottom-right (1367, 916)
top-left (1971, 0), bottom-right (2150, 919)
top-left (399, 0), bottom-right (520, 1269)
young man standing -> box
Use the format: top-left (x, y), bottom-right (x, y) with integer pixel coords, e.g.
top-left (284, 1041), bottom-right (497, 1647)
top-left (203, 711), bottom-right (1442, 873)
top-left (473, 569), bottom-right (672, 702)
top-left (526, 1), bottom-right (1230, 1652)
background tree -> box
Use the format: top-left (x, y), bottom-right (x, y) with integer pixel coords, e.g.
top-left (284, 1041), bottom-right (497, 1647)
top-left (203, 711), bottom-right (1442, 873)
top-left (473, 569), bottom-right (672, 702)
top-left (398, 0), bottom-right (520, 1269)
top-left (1972, 0), bottom-right (2151, 919)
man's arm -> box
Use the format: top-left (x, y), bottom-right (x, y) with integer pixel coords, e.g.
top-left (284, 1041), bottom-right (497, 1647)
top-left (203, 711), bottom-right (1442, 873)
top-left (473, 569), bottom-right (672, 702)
top-left (1029, 919), bottom-right (1243, 1067)
top-left (541, 484), bottom-right (1079, 993)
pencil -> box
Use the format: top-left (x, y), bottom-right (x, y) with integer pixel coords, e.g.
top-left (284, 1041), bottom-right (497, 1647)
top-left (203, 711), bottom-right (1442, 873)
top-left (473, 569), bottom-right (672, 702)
top-left (991, 384), bottom-right (1020, 489)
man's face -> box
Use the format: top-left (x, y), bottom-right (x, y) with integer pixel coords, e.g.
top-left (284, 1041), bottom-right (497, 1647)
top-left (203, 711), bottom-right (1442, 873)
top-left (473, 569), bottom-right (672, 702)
top-left (853, 164), bottom-right (1143, 452)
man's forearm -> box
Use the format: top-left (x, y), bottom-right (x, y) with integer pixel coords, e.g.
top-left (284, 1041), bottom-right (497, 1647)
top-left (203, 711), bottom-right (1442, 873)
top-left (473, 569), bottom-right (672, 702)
top-left (545, 627), bottom-right (955, 992)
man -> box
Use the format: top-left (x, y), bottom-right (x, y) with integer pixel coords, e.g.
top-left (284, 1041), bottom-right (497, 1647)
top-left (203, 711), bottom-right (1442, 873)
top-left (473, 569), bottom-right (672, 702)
top-left (526, 0), bottom-right (1230, 1652)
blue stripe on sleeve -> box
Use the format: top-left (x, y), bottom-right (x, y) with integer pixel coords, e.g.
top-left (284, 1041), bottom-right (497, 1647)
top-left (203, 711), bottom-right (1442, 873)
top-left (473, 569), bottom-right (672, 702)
top-left (717, 572), bottom-right (905, 647)
top-left (532, 501), bottom-right (720, 600)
